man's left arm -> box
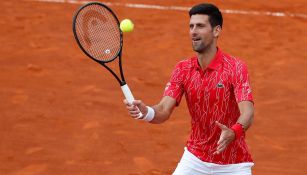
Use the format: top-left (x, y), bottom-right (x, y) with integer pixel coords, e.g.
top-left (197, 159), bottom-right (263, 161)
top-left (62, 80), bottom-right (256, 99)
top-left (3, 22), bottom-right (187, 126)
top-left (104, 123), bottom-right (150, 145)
top-left (214, 62), bottom-right (254, 155)
top-left (237, 101), bottom-right (254, 131)
top-left (214, 101), bottom-right (254, 154)
top-left (214, 101), bottom-right (254, 155)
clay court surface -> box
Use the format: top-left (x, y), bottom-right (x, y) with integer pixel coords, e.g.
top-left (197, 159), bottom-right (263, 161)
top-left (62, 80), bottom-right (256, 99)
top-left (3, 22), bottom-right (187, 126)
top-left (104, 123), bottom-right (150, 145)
top-left (1, 0), bottom-right (307, 174)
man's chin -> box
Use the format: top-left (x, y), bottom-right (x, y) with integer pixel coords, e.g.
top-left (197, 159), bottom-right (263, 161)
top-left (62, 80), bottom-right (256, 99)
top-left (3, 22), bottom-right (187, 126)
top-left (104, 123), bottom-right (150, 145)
top-left (192, 47), bottom-right (204, 53)
top-left (192, 44), bottom-right (205, 52)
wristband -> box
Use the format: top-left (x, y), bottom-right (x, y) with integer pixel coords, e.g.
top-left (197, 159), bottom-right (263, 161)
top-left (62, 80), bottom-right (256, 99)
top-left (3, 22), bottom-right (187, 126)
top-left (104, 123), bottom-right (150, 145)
top-left (231, 123), bottom-right (245, 140)
top-left (142, 106), bottom-right (155, 122)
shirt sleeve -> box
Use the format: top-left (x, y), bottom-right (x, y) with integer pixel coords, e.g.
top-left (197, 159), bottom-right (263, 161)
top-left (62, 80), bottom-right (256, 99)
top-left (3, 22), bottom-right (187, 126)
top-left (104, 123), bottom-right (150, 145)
top-left (163, 62), bottom-right (185, 106)
top-left (233, 62), bottom-right (254, 104)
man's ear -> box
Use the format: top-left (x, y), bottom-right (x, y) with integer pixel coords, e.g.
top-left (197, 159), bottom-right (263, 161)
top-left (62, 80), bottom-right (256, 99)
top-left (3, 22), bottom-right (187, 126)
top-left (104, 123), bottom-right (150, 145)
top-left (213, 25), bottom-right (222, 37)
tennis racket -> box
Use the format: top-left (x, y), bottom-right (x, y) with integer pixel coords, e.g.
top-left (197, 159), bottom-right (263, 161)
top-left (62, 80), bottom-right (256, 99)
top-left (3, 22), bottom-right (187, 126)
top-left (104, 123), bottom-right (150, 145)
top-left (72, 2), bottom-right (142, 117)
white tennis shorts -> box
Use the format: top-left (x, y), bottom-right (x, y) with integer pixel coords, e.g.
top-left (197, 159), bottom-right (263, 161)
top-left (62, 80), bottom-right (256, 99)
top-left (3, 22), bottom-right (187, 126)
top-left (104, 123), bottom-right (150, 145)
top-left (172, 147), bottom-right (254, 175)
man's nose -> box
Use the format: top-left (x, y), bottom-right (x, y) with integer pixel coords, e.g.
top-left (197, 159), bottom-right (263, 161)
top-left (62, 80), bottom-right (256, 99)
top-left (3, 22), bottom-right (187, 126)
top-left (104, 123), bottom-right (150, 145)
top-left (190, 26), bottom-right (197, 35)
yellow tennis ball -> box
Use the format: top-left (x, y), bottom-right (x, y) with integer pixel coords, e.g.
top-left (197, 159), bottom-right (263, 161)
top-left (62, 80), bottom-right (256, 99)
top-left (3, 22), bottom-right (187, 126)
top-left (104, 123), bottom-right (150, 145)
top-left (120, 19), bottom-right (134, 33)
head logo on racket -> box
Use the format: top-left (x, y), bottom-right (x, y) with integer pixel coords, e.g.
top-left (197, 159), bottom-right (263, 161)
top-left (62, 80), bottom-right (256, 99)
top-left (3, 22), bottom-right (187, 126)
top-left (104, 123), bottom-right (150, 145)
top-left (82, 10), bottom-right (107, 47)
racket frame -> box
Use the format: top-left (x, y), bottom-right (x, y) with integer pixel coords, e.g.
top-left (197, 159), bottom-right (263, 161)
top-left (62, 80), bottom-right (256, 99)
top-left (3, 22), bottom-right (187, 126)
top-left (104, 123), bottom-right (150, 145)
top-left (72, 2), bottom-right (127, 86)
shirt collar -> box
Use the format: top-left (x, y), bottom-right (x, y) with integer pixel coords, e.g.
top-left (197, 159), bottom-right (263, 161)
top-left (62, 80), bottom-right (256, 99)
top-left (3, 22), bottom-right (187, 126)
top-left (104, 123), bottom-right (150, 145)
top-left (207, 48), bottom-right (222, 70)
top-left (192, 48), bottom-right (223, 71)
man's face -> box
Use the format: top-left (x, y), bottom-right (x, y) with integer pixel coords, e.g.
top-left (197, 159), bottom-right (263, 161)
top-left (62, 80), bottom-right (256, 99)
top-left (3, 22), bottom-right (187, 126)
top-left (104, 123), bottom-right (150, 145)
top-left (189, 14), bottom-right (218, 53)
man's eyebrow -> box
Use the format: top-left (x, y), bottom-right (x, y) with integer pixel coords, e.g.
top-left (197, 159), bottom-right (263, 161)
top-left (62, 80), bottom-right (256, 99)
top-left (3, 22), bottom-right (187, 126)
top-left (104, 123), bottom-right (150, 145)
top-left (190, 22), bottom-right (206, 25)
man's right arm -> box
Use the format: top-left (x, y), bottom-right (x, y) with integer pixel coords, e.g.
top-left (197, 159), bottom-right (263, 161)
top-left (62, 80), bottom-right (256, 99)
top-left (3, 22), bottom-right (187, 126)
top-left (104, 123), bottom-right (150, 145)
top-left (150, 96), bottom-right (177, 124)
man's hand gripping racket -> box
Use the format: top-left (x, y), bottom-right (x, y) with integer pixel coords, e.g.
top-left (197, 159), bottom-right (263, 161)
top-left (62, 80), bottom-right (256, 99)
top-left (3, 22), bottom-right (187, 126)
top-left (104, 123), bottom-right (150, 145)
top-left (72, 2), bottom-right (142, 118)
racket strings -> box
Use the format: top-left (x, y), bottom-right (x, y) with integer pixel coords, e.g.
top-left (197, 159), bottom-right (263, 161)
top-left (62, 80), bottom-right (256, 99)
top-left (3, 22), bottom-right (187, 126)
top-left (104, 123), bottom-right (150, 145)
top-left (75, 4), bottom-right (121, 62)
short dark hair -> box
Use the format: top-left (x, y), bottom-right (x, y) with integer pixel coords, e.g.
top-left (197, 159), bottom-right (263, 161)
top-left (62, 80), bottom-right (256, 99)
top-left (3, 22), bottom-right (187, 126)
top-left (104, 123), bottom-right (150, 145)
top-left (189, 3), bottom-right (223, 28)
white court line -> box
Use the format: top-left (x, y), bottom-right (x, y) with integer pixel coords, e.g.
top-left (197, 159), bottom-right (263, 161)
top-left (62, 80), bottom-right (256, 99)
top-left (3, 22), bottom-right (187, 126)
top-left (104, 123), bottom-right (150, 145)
top-left (27, 0), bottom-right (307, 19)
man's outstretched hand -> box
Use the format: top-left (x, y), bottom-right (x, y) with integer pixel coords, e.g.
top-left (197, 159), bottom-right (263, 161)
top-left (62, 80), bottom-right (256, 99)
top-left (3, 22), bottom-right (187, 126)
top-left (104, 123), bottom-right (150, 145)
top-left (214, 121), bottom-right (236, 155)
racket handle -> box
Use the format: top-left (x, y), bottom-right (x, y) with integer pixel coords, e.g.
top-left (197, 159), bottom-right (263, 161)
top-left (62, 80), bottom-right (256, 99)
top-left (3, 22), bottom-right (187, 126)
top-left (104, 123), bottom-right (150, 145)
top-left (121, 84), bottom-right (135, 103)
top-left (121, 84), bottom-right (143, 118)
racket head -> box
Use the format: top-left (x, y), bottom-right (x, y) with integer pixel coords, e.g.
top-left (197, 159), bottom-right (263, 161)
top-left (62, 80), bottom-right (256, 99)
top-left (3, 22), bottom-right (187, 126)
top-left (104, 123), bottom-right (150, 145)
top-left (72, 2), bottom-right (123, 63)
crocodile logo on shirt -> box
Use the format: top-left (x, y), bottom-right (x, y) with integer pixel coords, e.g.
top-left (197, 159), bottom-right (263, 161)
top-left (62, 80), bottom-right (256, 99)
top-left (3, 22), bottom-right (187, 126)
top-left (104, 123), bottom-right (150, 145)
top-left (217, 82), bottom-right (224, 88)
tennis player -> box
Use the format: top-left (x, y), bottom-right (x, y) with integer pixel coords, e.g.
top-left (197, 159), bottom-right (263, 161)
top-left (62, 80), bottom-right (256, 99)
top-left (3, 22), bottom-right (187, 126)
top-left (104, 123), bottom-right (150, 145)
top-left (124, 3), bottom-right (254, 175)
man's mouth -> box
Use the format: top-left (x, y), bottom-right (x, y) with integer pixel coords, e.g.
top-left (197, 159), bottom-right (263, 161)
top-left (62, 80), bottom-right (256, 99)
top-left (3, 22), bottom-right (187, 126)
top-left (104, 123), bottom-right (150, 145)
top-left (192, 37), bottom-right (201, 42)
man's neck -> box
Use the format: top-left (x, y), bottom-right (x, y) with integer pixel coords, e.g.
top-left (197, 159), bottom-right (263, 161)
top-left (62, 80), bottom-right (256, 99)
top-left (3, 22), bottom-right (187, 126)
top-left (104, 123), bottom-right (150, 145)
top-left (197, 45), bottom-right (217, 69)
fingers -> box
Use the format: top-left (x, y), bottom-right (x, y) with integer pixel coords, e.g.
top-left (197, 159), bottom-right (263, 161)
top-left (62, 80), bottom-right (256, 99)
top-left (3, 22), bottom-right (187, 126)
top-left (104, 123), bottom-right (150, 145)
top-left (217, 134), bottom-right (224, 145)
top-left (214, 135), bottom-right (226, 155)
top-left (214, 139), bottom-right (228, 155)
top-left (132, 100), bottom-right (142, 106)
top-left (126, 103), bottom-right (140, 113)
top-left (215, 121), bottom-right (228, 130)
top-left (214, 121), bottom-right (235, 155)
top-left (128, 108), bottom-right (142, 119)
top-left (123, 99), bottom-right (143, 107)
top-left (123, 99), bottom-right (131, 106)
top-left (123, 99), bottom-right (146, 119)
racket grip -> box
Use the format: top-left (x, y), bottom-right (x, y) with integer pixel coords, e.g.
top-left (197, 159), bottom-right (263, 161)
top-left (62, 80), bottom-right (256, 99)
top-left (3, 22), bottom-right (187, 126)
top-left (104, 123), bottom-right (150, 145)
top-left (121, 84), bottom-right (143, 118)
top-left (121, 84), bottom-right (135, 103)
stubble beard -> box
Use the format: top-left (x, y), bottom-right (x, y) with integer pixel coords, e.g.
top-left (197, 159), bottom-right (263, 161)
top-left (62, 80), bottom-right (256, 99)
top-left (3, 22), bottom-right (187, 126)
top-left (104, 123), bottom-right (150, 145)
top-left (192, 41), bottom-right (206, 53)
